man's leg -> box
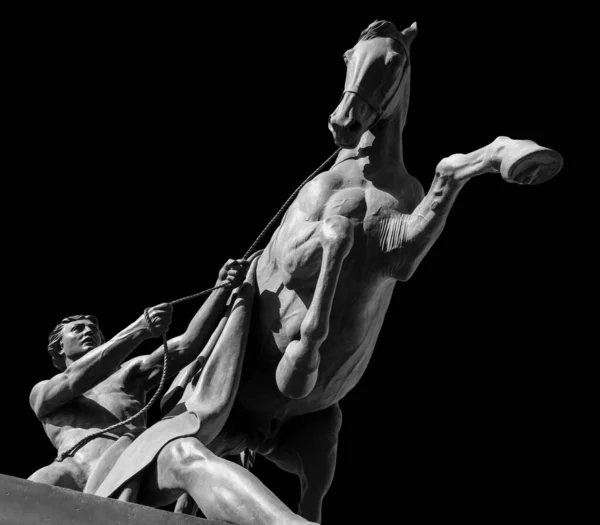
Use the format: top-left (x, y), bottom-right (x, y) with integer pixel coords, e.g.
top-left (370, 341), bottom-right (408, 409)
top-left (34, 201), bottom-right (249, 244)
top-left (28, 461), bottom-right (85, 491)
top-left (138, 436), bottom-right (317, 525)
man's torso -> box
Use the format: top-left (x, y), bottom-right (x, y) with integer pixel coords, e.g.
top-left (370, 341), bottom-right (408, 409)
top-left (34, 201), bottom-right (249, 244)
top-left (40, 366), bottom-right (146, 478)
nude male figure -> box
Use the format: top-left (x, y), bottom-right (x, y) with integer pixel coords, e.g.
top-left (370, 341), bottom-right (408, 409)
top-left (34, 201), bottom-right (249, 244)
top-left (28, 258), bottom-right (248, 493)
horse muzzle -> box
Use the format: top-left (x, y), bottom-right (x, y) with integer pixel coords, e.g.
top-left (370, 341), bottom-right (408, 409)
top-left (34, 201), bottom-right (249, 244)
top-left (328, 91), bottom-right (375, 149)
top-left (328, 114), bottom-right (363, 149)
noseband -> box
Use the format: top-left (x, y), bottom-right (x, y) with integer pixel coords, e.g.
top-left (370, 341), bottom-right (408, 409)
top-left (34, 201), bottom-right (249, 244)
top-left (341, 39), bottom-right (411, 130)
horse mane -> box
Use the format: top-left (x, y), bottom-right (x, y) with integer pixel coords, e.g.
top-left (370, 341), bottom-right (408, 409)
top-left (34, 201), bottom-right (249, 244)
top-left (359, 20), bottom-right (404, 45)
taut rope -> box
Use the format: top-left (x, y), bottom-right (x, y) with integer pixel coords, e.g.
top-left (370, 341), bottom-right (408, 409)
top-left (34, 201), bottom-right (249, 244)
top-left (56, 147), bottom-right (341, 462)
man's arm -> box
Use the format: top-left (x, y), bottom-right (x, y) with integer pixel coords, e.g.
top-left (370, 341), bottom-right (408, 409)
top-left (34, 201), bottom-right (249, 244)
top-left (129, 259), bottom-right (249, 387)
top-left (29, 305), bottom-right (172, 419)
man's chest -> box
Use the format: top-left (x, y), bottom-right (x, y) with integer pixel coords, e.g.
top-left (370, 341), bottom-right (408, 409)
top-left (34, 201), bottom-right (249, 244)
top-left (47, 379), bottom-right (144, 432)
top-left (83, 376), bottom-right (145, 418)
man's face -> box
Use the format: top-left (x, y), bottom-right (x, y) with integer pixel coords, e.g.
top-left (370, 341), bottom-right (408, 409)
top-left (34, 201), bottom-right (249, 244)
top-left (60, 319), bottom-right (102, 362)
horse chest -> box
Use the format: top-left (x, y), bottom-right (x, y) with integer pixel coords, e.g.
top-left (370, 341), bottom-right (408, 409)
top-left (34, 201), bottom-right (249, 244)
top-left (318, 185), bottom-right (406, 259)
top-left (250, 175), bottom-right (405, 419)
top-left (320, 186), bottom-right (367, 219)
top-left (317, 181), bottom-right (402, 219)
top-left (262, 184), bottom-right (402, 346)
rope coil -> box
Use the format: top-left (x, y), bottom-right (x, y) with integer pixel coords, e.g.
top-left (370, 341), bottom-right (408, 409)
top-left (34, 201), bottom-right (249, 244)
top-left (143, 308), bottom-right (161, 337)
top-left (55, 147), bottom-right (341, 462)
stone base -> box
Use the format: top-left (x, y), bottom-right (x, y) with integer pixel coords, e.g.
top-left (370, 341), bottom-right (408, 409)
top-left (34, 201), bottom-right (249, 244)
top-left (0, 474), bottom-right (225, 525)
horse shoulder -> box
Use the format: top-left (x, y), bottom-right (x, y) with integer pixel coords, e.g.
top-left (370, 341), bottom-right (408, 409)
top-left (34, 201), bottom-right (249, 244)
top-left (402, 173), bottom-right (425, 213)
top-left (376, 172), bottom-right (425, 214)
top-left (293, 175), bottom-right (333, 218)
top-left (295, 170), bottom-right (365, 219)
top-left (362, 174), bottom-right (425, 254)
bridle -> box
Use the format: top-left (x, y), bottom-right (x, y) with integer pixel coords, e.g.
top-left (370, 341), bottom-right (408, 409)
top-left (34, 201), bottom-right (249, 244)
top-left (341, 38), bottom-right (411, 130)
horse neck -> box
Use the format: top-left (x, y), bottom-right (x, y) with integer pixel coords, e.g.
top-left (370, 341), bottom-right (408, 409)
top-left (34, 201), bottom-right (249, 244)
top-left (335, 112), bottom-right (408, 187)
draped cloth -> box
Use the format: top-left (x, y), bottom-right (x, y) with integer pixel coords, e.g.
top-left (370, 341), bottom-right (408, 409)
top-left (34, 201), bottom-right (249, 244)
top-left (90, 253), bottom-right (261, 500)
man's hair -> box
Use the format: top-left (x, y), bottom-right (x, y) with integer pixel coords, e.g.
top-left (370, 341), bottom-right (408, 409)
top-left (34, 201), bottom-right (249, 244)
top-left (48, 314), bottom-right (105, 371)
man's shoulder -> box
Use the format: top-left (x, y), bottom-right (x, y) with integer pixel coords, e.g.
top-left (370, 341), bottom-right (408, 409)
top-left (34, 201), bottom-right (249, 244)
top-left (120, 355), bottom-right (145, 371)
top-left (28, 379), bottom-right (51, 417)
top-left (117, 355), bottom-right (148, 382)
top-left (29, 379), bottom-right (49, 402)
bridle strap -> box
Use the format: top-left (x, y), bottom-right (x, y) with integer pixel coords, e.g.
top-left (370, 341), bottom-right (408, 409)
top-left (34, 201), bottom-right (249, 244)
top-left (341, 45), bottom-right (411, 131)
top-left (342, 85), bottom-right (383, 118)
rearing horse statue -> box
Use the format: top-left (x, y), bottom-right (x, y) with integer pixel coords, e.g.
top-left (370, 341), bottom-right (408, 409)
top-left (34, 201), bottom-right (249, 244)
top-left (93, 20), bottom-right (562, 524)
top-left (249, 10), bottom-right (561, 485)
top-left (243, 18), bottom-right (560, 518)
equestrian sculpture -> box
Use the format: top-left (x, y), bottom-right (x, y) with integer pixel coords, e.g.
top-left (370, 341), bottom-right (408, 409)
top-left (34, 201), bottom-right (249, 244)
top-left (69, 20), bottom-right (563, 525)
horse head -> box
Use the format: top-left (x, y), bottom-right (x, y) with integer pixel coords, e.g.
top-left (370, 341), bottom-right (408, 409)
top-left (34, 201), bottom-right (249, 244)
top-left (329, 20), bottom-right (417, 149)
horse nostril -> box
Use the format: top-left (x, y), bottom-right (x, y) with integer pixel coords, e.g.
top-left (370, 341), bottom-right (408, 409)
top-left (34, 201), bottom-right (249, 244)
top-left (348, 120), bottom-right (361, 133)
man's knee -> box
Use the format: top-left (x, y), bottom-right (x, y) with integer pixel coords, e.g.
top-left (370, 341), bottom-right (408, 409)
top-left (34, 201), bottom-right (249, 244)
top-left (28, 465), bottom-right (55, 484)
top-left (29, 464), bottom-right (81, 490)
top-left (162, 437), bottom-right (216, 474)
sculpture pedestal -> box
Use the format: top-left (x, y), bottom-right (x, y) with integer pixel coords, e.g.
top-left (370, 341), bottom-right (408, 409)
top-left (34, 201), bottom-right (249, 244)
top-left (0, 474), bottom-right (224, 525)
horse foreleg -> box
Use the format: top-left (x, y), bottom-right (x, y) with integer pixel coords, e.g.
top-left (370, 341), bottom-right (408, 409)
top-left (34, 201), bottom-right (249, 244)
top-left (395, 136), bottom-right (562, 281)
top-left (276, 215), bottom-right (354, 399)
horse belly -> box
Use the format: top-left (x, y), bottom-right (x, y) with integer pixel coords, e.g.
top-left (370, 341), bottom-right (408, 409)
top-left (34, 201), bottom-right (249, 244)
top-left (303, 300), bottom-right (392, 410)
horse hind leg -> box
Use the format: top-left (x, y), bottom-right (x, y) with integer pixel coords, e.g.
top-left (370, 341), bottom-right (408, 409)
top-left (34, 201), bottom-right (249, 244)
top-left (263, 404), bottom-right (342, 523)
top-left (276, 215), bottom-right (354, 399)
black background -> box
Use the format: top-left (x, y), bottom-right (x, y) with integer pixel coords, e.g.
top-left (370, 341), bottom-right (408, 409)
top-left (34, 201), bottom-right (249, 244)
top-left (4, 5), bottom-right (579, 523)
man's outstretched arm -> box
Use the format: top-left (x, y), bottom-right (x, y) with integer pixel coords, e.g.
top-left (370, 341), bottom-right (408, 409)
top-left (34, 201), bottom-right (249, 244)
top-left (29, 305), bottom-right (172, 419)
top-left (130, 259), bottom-right (249, 387)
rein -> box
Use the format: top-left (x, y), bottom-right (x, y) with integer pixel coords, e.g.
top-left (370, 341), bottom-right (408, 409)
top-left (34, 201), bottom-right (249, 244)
top-left (55, 146), bottom-right (342, 462)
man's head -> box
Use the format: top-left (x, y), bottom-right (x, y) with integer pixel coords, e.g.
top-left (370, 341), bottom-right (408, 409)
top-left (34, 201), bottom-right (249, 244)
top-left (48, 315), bottom-right (105, 371)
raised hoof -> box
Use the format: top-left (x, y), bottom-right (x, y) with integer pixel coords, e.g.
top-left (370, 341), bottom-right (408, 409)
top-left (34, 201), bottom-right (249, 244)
top-left (500, 139), bottom-right (563, 185)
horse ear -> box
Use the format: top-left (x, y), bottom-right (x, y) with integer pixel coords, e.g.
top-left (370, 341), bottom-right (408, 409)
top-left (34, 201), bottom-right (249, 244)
top-left (401, 22), bottom-right (417, 48)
